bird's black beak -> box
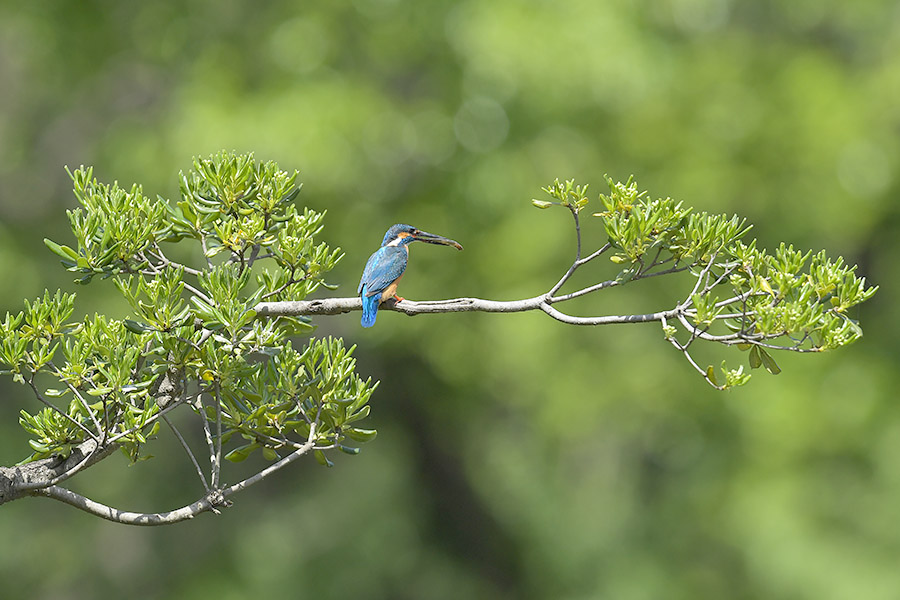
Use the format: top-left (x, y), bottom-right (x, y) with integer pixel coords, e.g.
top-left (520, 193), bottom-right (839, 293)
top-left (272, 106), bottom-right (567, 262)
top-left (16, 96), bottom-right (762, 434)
top-left (412, 230), bottom-right (463, 250)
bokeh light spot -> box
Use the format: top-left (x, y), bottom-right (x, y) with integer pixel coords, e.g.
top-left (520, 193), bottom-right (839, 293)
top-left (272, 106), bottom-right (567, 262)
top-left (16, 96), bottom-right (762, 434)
top-left (453, 97), bottom-right (509, 153)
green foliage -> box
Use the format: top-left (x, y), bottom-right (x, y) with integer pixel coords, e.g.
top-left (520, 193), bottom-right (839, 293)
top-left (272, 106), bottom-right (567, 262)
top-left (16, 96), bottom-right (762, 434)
top-left (19, 407), bottom-right (84, 460)
top-left (593, 175), bottom-right (751, 267)
top-left (221, 337), bottom-right (377, 464)
top-left (536, 175), bottom-right (878, 389)
top-left (3, 2), bottom-right (897, 597)
top-left (7, 152), bottom-right (376, 466)
top-left (535, 178), bottom-right (591, 213)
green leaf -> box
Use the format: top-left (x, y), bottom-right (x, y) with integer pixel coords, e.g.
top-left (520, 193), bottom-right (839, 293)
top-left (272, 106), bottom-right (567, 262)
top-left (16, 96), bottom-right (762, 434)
top-left (343, 404), bottom-right (369, 424)
top-left (224, 443), bottom-right (259, 463)
top-left (44, 238), bottom-right (79, 261)
top-left (749, 345), bottom-right (762, 369)
top-left (758, 348), bottom-right (781, 375)
top-left (123, 319), bottom-right (153, 334)
top-left (758, 276), bottom-right (775, 297)
top-left (314, 449), bottom-right (333, 467)
top-left (28, 440), bottom-right (50, 453)
top-left (344, 427), bottom-right (377, 442)
top-left (722, 362), bottom-right (751, 388)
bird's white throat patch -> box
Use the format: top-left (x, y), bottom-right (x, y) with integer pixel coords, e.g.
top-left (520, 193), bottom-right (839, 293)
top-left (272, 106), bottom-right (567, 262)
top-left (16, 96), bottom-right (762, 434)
top-left (386, 234), bottom-right (410, 247)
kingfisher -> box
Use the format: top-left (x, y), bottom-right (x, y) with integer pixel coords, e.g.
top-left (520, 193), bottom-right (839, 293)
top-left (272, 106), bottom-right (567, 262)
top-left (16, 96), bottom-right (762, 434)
top-left (358, 224), bottom-right (463, 328)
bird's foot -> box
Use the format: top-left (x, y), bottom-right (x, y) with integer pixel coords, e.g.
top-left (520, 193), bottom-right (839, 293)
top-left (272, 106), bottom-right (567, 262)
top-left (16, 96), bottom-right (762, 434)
top-left (384, 295), bottom-right (405, 308)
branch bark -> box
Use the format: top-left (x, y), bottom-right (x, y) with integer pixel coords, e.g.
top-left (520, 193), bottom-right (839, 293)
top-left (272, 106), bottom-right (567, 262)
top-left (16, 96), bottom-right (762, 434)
top-left (30, 429), bottom-right (318, 525)
top-left (0, 438), bottom-right (119, 504)
top-left (254, 295), bottom-right (684, 325)
top-left (1, 420), bottom-right (320, 525)
top-left (255, 295), bottom-right (542, 317)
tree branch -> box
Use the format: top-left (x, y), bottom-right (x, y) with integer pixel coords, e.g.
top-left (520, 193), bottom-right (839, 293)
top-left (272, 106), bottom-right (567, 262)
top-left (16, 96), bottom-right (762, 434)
top-left (255, 296), bottom-right (546, 317)
top-left (0, 438), bottom-right (119, 503)
top-left (254, 295), bottom-right (682, 325)
top-left (28, 424), bottom-right (318, 526)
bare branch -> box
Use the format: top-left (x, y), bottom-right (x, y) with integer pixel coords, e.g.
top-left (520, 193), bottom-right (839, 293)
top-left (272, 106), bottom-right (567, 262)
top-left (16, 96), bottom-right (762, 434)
top-left (549, 279), bottom-right (620, 302)
top-left (28, 424), bottom-right (318, 526)
top-left (254, 296), bottom-right (543, 317)
top-left (254, 295), bottom-right (684, 327)
top-left (539, 302), bottom-right (682, 326)
top-left (577, 242), bottom-right (612, 266)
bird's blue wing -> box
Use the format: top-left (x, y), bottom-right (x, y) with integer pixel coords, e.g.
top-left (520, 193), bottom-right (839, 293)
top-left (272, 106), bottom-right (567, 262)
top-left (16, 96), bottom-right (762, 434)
top-left (358, 253), bottom-right (377, 295)
top-left (358, 246), bottom-right (408, 297)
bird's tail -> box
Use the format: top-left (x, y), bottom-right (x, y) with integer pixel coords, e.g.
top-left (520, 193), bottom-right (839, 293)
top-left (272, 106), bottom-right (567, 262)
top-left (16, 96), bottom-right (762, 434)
top-left (361, 291), bottom-right (379, 328)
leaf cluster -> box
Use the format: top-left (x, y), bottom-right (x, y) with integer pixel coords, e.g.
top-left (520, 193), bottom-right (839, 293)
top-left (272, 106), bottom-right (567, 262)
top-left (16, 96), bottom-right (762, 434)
top-left (9, 152), bottom-right (376, 474)
top-left (221, 338), bottom-right (377, 466)
top-left (534, 175), bottom-right (877, 389)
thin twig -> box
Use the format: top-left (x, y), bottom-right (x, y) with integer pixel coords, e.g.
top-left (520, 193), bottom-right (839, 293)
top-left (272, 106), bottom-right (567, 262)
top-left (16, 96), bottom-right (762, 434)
top-left (182, 281), bottom-right (214, 306)
top-left (194, 393), bottom-right (217, 484)
top-left (26, 379), bottom-right (100, 443)
top-left (163, 414), bottom-right (210, 493)
top-left (199, 236), bottom-right (214, 270)
top-left (549, 279), bottom-right (620, 303)
top-left (576, 242), bottom-right (612, 266)
top-left (147, 244), bottom-right (203, 276)
top-left (260, 267), bottom-right (301, 301)
top-left (633, 264), bottom-right (691, 281)
top-left (212, 382), bottom-right (223, 489)
top-left (548, 208), bottom-right (582, 296)
top-left (107, 396), bottom-right (187, 443)
top-left (684, 254), bottom-right (719, 305)
top-left (46, 369), bottom-right (105, 440)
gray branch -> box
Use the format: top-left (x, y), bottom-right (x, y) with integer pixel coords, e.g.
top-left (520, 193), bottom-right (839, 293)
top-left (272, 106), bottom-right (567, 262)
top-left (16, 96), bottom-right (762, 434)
top-left (18, 425), bottom-right (318, 526)
top-left (255, 296), bottom-right (541, 317)
top-left (0, 368), bottom-right (181, 508)
top-left (0, 438), bottom-right (119, 504)
top-left (254, 294), bottom-right (683, 326)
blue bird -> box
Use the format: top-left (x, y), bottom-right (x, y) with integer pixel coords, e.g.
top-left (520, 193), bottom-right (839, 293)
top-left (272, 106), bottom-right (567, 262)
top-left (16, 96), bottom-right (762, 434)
top-left (358, 224), bottom-right (463, 328)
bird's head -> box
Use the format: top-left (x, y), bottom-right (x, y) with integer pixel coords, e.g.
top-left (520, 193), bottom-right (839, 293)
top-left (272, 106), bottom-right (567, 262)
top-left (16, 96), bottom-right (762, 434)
top-left (381, 224), bottom-right (463, 250)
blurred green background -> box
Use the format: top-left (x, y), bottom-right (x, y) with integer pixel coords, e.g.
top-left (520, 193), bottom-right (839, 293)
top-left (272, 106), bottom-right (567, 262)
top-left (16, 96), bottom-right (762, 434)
top-left (0, 1), bottom-right (897, 598)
